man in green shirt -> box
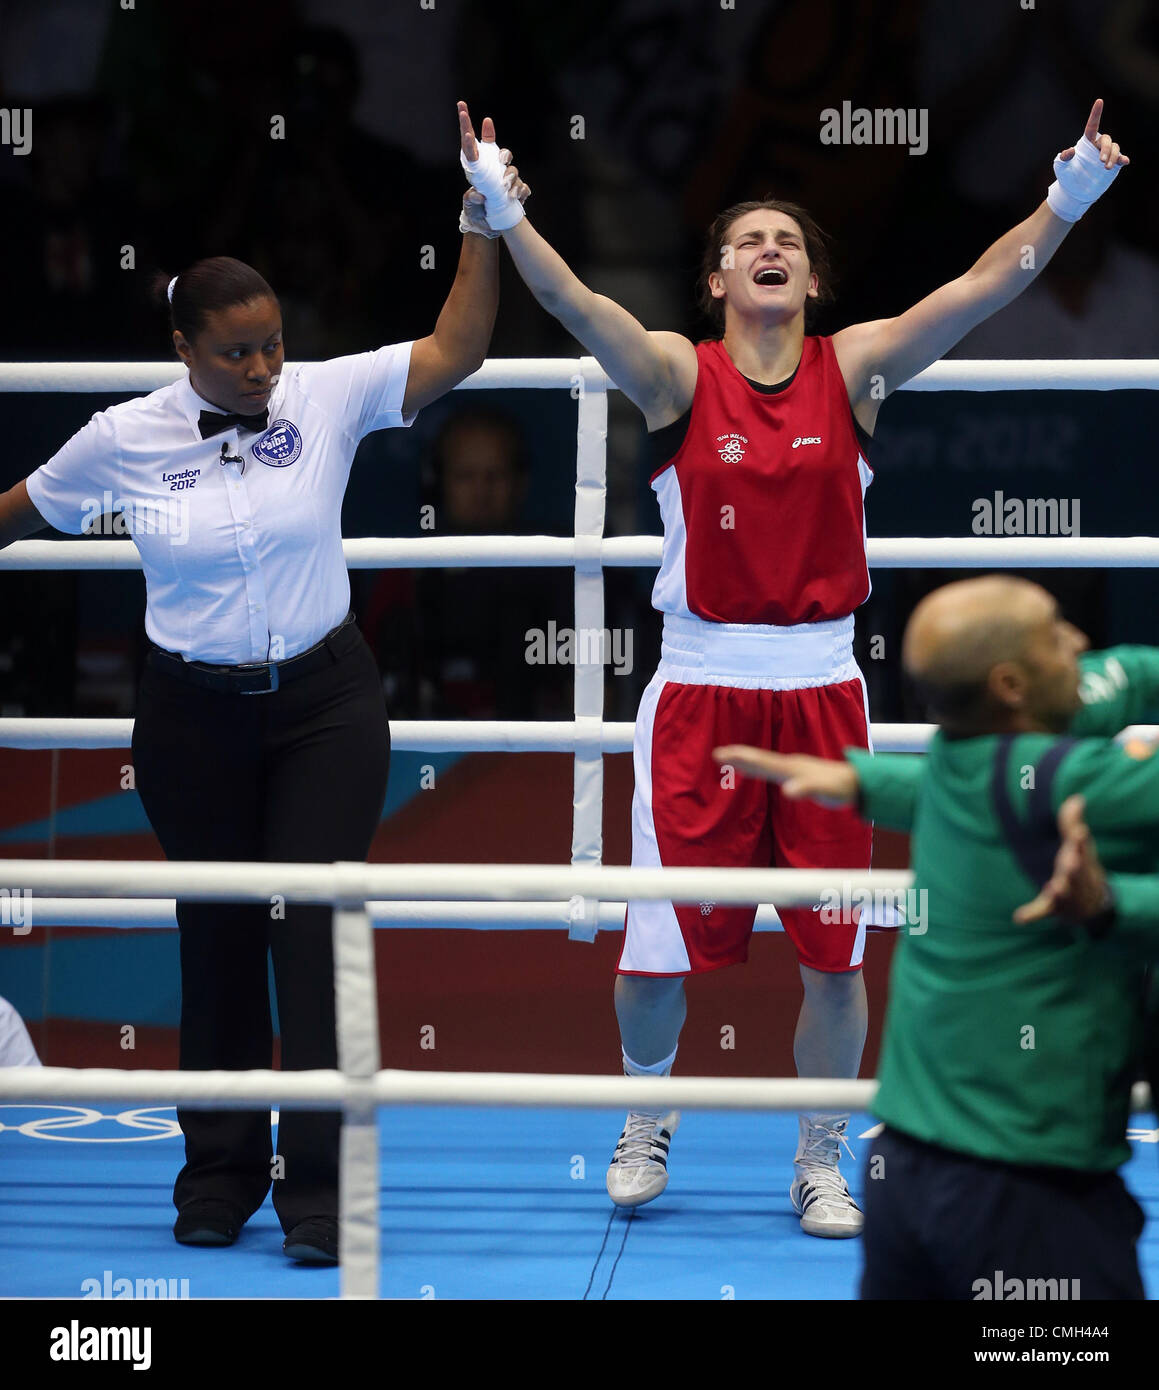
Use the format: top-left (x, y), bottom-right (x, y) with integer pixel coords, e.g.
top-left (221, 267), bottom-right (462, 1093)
top-left (716, 575), bottom-right (1159, 1300)
top-left (1017, 786), bottom-right (1159, 1202)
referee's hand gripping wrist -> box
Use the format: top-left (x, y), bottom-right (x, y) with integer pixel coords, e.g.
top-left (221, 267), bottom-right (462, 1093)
top-left (460, 191), bottom-right (501, 239)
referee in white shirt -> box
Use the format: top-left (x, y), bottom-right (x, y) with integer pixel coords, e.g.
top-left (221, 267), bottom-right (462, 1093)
top-left (0, 108), bottom-right (526, 1265)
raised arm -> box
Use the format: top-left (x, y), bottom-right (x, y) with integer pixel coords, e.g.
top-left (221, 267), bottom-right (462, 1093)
top-left (833, 99), bottom-right (1129, 410)
top-left (0, 480), bottom-right (47, 550)
top-left (401, 233), bottom-right (499, 417)
top-left (457, 102), bottom-right (696, 432)
top-left (400, 109), bottom-right (504, 418)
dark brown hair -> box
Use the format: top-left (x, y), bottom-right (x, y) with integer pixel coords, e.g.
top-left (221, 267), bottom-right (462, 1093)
top-left (697, 198), bottom-right (836, 337)
top-left (151, 256), bottom-right (278, 344)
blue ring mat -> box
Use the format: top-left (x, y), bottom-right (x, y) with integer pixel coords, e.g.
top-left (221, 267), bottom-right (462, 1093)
top-left (4, 1105), bottom-right (1159, 1299)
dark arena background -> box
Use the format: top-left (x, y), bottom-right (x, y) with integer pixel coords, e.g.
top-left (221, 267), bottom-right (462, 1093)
top-left (1, 0), bottom-right (1158, 1343)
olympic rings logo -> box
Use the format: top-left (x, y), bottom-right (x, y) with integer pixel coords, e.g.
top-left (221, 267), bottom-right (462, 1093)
top-left (0, 1105), bottom-right (182, 1142)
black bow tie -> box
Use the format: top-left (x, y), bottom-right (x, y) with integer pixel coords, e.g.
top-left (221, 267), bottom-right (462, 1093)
top-left (198, 408), bottom-right (269, 440)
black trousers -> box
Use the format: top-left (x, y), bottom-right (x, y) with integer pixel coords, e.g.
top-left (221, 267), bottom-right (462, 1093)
top-left (131, 619), bottom-right (389, 1231)
top-left (860, 1127), bottom-right (1144, 1300)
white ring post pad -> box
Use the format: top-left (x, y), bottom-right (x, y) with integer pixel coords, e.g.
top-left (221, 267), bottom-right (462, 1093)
top-left (569, 360), bottom-right (609, 941)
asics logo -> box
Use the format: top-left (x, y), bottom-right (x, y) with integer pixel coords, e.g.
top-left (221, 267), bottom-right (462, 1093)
top-left (792, 436), bottom-right (822, 449)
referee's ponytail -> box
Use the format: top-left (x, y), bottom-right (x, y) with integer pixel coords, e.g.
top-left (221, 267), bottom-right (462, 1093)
top-left (150, 257), bottom-right (278, 345)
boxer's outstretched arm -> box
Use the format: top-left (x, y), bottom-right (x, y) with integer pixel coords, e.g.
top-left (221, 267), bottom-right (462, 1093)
top-left (457, 101), bottom-right (696, 432)
top-left (834, 99), bottom-right (1129, 407)
top-left (499, 216), bottom-right (697, 430)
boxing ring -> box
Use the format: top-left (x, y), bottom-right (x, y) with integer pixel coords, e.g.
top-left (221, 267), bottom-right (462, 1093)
top-left (1, 356), bottom-right (1157, 1299)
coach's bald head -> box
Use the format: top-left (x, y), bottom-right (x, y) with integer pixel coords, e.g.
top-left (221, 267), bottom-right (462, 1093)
top-left (902, 577), bottom-right (1088, 735)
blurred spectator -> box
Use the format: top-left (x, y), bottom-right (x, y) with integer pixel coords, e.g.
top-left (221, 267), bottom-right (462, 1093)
top-left (915, 0), bottom-right (1144, 216)
top-left (949, 193), bottom-right (1159, 359)
top-left (299, 0), bottom-right (470, 166)
top-left (364, 409), bottom-right (573, 720)
top-left (1102, 0), bottom-right (1159, 113)
top-left (428, 409), bottom-right (531, 537)
top-left (93, 2), bottom-right (297, 275)
top-left (913, 0), bottom-right (1153, 274)
top-left (202, 24), bottom-right (450, 356)
top-left (451, 0), bottom-right (603, 359)
top-left (0, 994), bottom-right (41, 1067)
top-left (0, 96), bottom-right (151, 357)
top-left (0, 0), bottom-right (112, 106)
top-left (681, 0), bottom-right (928, 332)
top-left (0, 568), bottom-right (77, 715)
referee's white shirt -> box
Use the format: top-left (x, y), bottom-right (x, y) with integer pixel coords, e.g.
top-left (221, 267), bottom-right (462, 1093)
top-left (25, 343), bottom-right (415, 663)
top-left (0, 995), bottom-right (40, 1067)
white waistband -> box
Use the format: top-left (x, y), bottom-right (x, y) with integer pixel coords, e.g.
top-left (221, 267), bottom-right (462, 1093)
top-left (657, 613), bottom-right (857, 688)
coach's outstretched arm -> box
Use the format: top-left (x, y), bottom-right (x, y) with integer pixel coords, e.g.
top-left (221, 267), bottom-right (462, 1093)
top-left (713, 744), bottom-right (926, 832)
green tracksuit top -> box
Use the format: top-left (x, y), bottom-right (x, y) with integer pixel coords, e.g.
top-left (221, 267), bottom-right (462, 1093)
top-left (846, 646), bottom-right (1159, 1171)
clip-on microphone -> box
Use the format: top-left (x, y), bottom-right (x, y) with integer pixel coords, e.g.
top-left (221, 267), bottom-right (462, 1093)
top-left (219, 441), bottom-right (245, 476)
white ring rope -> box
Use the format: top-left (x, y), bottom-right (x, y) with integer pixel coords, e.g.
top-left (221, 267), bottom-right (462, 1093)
top-left (0, 1067), bottom-right (877, 1110)
top-left (0, 359), bottom-right (589, 393)
top-left (0, 1070), bottom-right (1150, 1124)
top-left (0, 715), bottom-right (647, 751)
top-left (3, 717), bottom-right (1157, 754)
top-left (12, 898), bottom-right (784, 930)
top-left (1, 860), bottom-right (911, 905)
top-left (8, 535), bottom-right (1159, 570)
top-left (0, 358), bottom-right (1154, 393)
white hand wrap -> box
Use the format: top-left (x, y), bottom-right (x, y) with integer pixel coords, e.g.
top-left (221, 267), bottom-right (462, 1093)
top-left (1047, 133), bottom-right (1122, 222)
top-left (460, 139), bottom-right (524, 231)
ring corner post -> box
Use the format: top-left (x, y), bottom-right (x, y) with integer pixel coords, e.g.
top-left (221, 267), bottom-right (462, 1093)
top-left (570, 359), bottom-right (609, 942)
top-left (333, 882), bottom-right (381, 1299)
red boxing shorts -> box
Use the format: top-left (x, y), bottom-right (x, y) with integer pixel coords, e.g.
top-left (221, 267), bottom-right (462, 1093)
top-left (618, 613), bottom-right (873, 977)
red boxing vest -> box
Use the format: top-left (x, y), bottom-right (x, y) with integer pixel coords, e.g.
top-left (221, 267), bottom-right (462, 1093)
top-left (649, 336), bottom-right (873, 626)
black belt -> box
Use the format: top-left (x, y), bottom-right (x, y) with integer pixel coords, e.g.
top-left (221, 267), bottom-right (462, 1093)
top-left (147, 612), bottom-right (358, 695)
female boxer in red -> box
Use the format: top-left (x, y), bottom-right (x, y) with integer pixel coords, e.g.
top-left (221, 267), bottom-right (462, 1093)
top-left (459, 98), bottom-right (1127, 1236)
